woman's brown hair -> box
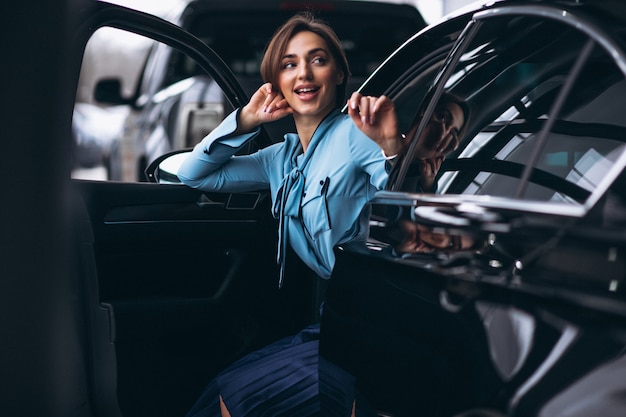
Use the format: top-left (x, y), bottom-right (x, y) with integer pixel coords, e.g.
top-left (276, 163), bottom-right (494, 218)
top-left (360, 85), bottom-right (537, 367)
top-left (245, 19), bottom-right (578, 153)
top-left (260, 12), bottom-right (351, 108)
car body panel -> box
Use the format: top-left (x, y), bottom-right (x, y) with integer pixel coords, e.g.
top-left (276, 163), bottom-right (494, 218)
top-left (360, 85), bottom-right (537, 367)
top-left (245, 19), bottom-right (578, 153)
top-left (321, 1), bottom-right (626, 417)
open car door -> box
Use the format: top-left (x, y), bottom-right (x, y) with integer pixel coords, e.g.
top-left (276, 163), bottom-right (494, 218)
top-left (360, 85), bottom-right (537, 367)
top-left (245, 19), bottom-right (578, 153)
top-left (71, 3), bottom-right (322, 417)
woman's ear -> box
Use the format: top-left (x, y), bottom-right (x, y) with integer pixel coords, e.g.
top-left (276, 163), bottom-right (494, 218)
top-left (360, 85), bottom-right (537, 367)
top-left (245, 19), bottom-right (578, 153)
top-left (337, 72), bottom-right (345, 85)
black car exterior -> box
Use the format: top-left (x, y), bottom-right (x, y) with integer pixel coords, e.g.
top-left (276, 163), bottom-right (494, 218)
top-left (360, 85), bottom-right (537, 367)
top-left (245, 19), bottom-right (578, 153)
top-left (4, 1), bottom-right (626, 417)
top-left (319, 1), bottom-right (626, 417)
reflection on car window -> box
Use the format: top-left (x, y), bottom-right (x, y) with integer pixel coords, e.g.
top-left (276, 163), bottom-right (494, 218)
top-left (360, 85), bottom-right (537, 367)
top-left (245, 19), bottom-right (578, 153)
top-left (397, 15), bottom-right (626, 206)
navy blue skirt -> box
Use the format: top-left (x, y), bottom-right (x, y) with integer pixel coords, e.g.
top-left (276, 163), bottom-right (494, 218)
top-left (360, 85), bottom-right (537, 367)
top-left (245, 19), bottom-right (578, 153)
top-left (185, 324), bottom-right (375, 417)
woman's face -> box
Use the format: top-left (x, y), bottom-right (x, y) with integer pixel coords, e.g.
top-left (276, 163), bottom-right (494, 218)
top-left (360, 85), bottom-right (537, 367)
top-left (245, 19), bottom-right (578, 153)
top-left (277, 30), bottom-right (343, 122)
top-left (413, 101), bottom-right (465, 160)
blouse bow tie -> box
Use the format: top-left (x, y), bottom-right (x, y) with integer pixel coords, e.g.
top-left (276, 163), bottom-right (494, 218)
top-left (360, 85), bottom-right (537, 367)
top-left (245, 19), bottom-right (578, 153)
top-left (275, 168), bottom-right (305, 219)
top-left (273, 164), bottom-right (305, 288)
top-left (271, 110), bottom-right (340, 288)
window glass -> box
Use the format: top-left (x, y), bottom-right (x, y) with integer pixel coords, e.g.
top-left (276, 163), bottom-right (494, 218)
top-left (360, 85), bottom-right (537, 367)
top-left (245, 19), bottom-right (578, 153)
top-left (72, 28), bottom-right (148, 181)
top-left (395, 15), bottom-right (626, 206)
top-left (71, 27), bottom-right (233, 182)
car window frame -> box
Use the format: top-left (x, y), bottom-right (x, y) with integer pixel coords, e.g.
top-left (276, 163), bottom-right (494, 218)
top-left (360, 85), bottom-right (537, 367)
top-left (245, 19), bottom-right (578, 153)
top-left (386, 4), bottom-right (626, 218)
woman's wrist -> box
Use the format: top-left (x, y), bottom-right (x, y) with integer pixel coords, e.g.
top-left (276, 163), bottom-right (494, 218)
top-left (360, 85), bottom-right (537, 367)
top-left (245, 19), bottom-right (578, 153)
top-left (236, 106), bottom-right (259, 133)
top-left (381, 134), bottom-right (406, 160)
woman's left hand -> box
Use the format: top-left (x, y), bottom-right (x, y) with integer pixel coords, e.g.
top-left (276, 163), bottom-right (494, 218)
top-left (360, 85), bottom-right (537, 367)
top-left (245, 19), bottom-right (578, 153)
top-left (348, 93), bottom-right (405, 158)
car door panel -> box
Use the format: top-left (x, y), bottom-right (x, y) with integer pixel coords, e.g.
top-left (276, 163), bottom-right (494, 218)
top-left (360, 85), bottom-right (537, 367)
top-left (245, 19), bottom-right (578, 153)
top-left (73, 179), bottom-right (317, 417)
top-left (71, 5), bottom-right (327, 416)
top-left (323, 203), bottom-right (626, 417)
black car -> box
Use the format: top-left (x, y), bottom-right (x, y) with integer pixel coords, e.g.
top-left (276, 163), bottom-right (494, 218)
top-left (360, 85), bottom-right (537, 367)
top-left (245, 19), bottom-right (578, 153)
top-left (5, 1), bottom-right (626, 417)
top-left (87, 0), bottom-right (426, 180)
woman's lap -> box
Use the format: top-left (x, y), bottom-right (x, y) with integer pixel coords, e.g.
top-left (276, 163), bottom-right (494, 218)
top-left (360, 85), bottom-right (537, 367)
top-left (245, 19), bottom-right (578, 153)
top-left (186, 324), bottom-right (351, 417)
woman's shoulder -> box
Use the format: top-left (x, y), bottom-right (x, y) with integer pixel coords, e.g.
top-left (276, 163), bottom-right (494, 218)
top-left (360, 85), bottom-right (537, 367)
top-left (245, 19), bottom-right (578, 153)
top-left (326, 111), bottom-right (352, 130)
top-left (321, 112), bottom-right (360, 145)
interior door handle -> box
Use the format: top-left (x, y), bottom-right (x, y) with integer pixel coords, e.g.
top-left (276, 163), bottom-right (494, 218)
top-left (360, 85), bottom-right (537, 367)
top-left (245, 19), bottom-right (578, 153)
top-left (196, 194), bottom-right (225, 208)
top-left (196, 192), bottom-right (262, 210)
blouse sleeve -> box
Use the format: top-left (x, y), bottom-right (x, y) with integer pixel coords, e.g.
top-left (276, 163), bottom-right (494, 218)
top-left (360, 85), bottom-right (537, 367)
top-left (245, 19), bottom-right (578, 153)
top-left (347, 123), bottom-right (389, 190)
top-left (177, 109), bottom-right (278, 193)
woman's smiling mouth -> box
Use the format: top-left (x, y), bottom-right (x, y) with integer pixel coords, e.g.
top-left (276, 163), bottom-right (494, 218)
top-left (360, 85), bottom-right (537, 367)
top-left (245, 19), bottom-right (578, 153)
top-left (295, 86), bottom-right (320, 100)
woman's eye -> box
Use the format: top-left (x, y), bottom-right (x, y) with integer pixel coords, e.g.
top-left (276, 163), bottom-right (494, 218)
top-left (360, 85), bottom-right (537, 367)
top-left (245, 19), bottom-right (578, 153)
top-left (282, 62), bottom-right (296, 69)
top-left (312, 57), bottom-right (327, 65)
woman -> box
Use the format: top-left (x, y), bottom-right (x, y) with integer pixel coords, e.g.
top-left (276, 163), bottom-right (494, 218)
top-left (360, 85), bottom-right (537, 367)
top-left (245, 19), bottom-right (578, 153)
top-left (178, 12), bottom-right (400, 417)
top-left (178, 13), bottom-right (468, 417)
top-left (178, 14), bottom-right (401, 286)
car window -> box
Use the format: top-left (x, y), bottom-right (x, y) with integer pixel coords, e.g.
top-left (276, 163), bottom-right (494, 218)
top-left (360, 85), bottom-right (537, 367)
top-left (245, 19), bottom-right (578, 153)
top-left (72, 27), bottom-right (149, 181)
top-left (393, 13), bottom-right (626, 209)
top-left (71, 27), bottom-right (249, 182)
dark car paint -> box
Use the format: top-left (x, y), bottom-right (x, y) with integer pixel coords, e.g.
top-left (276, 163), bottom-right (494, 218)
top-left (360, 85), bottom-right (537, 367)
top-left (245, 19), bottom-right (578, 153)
top-left (321, 2), bottom-right (626, 417)
top-left (2, 0), bottom-right (91, 416)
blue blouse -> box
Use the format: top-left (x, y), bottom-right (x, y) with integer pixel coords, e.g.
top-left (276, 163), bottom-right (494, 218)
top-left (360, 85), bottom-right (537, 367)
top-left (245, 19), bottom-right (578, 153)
top-left (177, 108), bottom-right (388, 283)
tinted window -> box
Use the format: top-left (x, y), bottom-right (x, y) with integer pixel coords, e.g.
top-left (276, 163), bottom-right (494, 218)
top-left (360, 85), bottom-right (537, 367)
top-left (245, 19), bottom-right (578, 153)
top-left (394, 15), bottom-right (626, 207)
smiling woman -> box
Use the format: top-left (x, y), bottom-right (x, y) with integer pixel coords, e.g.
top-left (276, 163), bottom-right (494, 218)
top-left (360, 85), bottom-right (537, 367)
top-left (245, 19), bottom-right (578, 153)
top-left (176, 12), bottom-right (405, 417)
top-left (177, 12), bottom-right (395, 284)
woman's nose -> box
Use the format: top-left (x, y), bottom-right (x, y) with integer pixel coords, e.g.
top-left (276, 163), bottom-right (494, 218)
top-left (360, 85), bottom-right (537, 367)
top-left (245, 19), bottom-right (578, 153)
top-left (297, 63), bottom-right (312, 79)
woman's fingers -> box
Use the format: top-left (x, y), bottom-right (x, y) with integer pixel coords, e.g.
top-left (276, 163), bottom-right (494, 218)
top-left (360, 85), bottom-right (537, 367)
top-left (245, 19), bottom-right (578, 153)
top-left (348, 93), bottom-right (389, 125)
top-left (262, 83), bottom-right (286, 113)
top-left (348, 91), bottom-right (362, 111)
top-left (371, 95), bottom-right (391, 113)
top-left (255, 84), bottom-right (290, 116)
top-left (348, 92), bottom-right (371, 124)
top-left (242, 83), bottom-right (292, 128)
top-left (260, 84), bottom-right (275, 112)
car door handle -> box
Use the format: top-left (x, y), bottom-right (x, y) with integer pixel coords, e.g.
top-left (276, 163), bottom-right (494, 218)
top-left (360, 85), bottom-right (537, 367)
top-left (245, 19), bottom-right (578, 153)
top-left (196, 194), bottom-right (225, 208)
top-left (196, 192), bottom-right (262, 210)
top-left (225, 193), bottom-right (261, 210)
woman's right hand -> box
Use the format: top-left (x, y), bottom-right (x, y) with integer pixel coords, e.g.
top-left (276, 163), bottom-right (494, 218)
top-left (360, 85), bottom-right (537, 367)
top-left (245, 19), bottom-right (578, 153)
top-left (237, 83), bottom-right (293, 132)
top-left (347, 93), bottom-right (405, 159)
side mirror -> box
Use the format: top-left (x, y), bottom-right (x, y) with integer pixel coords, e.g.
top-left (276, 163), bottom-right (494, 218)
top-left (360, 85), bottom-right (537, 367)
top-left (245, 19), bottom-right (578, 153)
top-left (94, 78), bottom-right (133, 105)
top-left (144, 149), bottom-right (191, 183)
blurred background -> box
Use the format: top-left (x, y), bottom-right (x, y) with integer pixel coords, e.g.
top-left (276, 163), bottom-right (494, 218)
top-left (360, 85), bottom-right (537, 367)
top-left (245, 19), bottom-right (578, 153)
top-left (77, 0), bottom-right (477, 103)
top-left (73, 0), bottom-right (478, 180)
